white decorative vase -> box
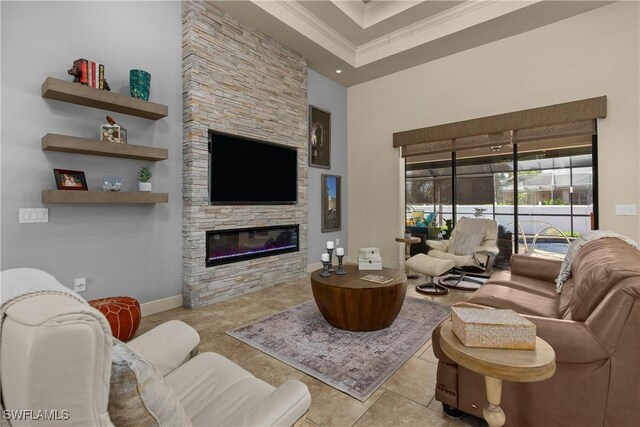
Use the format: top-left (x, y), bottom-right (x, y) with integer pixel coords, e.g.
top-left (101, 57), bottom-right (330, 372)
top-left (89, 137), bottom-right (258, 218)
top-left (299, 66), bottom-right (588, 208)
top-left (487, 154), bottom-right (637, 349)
top-left (138, 182), bottom-right (152, 192)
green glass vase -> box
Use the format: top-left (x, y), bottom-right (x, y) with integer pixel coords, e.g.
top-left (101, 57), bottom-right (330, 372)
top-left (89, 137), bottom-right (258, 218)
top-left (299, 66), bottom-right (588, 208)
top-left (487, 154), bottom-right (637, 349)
top-left (129, 69), bottom-right (151, 101)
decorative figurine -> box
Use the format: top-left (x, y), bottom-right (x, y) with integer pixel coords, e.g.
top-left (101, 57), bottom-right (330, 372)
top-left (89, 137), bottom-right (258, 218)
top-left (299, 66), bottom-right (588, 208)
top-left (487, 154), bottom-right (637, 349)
top-left (67, 63), bottom-right (84, 84)
top-left (100, 116), bottom-right (127, 144)
top-left (102, 176), bottom-right (123, 192)
top-left (130, 69), bottom-right (151, 100)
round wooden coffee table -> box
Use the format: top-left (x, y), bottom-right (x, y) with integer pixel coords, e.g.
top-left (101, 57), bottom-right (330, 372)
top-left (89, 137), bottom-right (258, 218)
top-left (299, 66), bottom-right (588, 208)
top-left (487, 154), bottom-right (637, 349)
top-left (310, 264), bottom-right (407, 332)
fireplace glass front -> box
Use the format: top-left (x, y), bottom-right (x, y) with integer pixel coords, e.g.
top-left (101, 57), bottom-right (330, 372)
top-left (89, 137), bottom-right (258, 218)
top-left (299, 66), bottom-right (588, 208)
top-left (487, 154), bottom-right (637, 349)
top-left (206, 224), bottom-right (299, 267)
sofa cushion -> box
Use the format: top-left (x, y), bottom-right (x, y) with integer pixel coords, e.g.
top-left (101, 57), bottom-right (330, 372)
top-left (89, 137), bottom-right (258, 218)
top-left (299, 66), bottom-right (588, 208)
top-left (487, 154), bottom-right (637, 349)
top-left (557, 277), bottom-right (576, 319)
top-left (108, 340), bottom-right (191, 427)
top-left (510, 255), bottom-right (562, 284)
top-left (555, 232), bottom-right (637, 293)
top-left (165, 352), bottom-right (276, 426)
top-left (570, 238), bottom-right (640, 321)
top-left (167, 352), bottom-right (310, 426)
top-left (428, 249), bottom-right (473, 266)
top-left (468, 283), bottom-right (559, 318)
top-left (486, 271), bottom-right (559, 300)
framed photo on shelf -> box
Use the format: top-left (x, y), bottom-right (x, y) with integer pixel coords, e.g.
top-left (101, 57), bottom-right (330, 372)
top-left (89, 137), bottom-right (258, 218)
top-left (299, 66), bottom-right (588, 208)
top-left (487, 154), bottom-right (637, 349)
top-left (321, 174), bottom-right (341, 232)
top-left (309, 105), bottom-right (331, 169)
top-left (53, 169), bottom-right (88, 191)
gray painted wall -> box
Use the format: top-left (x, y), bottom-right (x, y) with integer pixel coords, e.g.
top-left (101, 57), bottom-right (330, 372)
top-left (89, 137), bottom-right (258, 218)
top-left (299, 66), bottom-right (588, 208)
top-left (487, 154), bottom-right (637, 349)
top-left (1, 1), bottom-right (183, 303)
top-left (307, 69), bottom-right (348, 266)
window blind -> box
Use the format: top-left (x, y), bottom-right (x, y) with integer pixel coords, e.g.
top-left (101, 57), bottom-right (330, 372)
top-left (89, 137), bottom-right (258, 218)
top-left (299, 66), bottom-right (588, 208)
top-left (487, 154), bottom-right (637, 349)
top-left (395, 96), bottom-right (605, 157)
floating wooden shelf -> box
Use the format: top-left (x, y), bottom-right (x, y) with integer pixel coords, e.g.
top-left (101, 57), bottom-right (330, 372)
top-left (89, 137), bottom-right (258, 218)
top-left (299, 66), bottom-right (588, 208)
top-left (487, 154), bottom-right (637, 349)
top-left (42, 133), bottom-right (168, 161)
top-left (42, 77), bottom-right (168, 120)
top-left (42, 190), bottom-right (168, 204)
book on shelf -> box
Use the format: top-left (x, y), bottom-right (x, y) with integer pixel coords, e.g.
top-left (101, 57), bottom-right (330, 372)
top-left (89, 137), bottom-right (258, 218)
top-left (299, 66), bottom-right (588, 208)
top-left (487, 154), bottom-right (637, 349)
top-left (88, 60), bottom-right (93, 88)
top-left (73, 58), bottom-right (88, 85)
top-left (71, 58), bottom-right (106, 89)
top-left (99, 64), bottom-right (105, 90)
top-left (361, 274), bottom-right (394, 284)
top-left (91, 61), bottom-right (97, 88)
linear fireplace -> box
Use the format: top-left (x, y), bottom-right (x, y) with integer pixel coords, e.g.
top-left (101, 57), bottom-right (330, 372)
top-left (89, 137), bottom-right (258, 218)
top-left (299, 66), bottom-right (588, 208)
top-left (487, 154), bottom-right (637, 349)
top-left (206, 224), bottom-right (299, 267)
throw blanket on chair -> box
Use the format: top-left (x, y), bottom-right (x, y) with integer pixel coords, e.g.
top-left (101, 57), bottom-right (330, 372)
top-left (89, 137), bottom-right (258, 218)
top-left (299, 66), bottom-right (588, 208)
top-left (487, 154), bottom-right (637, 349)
top-left (555, 231), bottom-right (638, 293)
top-left (0, 268), bottom-right (88, 415)
top-left (1, 268), bottom-right (87, 308)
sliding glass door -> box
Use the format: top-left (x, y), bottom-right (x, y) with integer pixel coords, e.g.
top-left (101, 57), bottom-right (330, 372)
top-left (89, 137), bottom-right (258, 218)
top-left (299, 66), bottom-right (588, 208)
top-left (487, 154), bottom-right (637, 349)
top-left (405, 159), bottom-right (452, 228)
top-left (405, 135), bottom-right (596, 260)
top-left (455, 146), bottom-right (514, 231)
top-left (515, 146), bottom-right (593, 255)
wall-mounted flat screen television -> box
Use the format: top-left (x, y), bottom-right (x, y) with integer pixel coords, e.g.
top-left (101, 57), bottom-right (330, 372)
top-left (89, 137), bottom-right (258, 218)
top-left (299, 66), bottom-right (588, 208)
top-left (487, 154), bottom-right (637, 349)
top-left (209, 130), bottom-right (297, 205)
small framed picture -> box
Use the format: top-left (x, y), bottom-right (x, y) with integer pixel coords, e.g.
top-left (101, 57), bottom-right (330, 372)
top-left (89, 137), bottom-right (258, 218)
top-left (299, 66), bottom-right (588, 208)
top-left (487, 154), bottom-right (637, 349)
top-left (53, 169), bottom-right (88, 191)
top-left (321, 174), bottom-right (341, 232)
top-left (309, 105), bottom-right (331, 169)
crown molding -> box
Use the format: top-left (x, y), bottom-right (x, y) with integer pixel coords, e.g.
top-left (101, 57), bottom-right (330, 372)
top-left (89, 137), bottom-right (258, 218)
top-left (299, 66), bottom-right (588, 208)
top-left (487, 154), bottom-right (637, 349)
top-left (252, 0), bottom-right (357, 65)
top-left (356, 0), bottom-right (541, 66)
top-left (358, 0), bottom-right (493, 57)
top-left (363, 0), bottom-right (423, 28)
top-left (249, 0), bottom-right (542, 69)
top-left (331, 0), bottom-right (366, 27)
top-left (331, 0), bottom-right (426, 29)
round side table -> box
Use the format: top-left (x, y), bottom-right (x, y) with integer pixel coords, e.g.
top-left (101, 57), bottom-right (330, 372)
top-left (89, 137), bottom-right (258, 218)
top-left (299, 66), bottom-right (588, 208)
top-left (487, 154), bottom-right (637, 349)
top-left (438, 321), bottom-right (555, 427)
top-left (395, 236), bottom-right (420, 279)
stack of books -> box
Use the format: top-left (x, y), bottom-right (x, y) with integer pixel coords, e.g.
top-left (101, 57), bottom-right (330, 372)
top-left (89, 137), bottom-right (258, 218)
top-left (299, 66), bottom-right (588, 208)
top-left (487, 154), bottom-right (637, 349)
top-left (72, 58), bottom-right (106, 89)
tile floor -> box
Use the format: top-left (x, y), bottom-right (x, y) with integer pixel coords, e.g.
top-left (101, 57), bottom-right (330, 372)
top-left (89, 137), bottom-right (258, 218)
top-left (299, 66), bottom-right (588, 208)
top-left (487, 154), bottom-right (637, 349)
top-left (140, 275), bottom-right (487, 427)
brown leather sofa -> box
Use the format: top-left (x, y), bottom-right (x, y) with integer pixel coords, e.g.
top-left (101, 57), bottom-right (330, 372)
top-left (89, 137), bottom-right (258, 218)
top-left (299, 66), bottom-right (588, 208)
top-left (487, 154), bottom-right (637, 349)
top-left (432, 237), bottom-right (640, 427)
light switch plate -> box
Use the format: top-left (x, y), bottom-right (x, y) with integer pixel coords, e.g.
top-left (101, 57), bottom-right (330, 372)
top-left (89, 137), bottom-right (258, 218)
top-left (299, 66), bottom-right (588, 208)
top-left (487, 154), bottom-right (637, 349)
top-left (615, 204), bottom-right (637, 216)
top-left (19, 208), bottom-right (49, 223)
top-left (74, 277), bottom-right (87, 293)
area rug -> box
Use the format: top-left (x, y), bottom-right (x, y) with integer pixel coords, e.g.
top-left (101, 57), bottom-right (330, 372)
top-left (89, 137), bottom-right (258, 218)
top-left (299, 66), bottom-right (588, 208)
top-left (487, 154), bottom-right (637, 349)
top-left (227, 297), bottom-right (451, 401)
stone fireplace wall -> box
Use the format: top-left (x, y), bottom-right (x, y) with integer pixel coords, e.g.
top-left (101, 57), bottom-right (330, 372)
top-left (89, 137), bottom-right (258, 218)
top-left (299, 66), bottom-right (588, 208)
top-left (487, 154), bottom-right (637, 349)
top-left (182, 1), bottom-right (308, 308)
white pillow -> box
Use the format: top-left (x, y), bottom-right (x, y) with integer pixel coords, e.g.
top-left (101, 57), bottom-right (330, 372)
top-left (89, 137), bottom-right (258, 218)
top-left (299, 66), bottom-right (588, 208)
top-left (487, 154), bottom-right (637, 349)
top-left (108, 340), bottom-right (192, 427)
top-left (449, 232), bottom-right (485, 256)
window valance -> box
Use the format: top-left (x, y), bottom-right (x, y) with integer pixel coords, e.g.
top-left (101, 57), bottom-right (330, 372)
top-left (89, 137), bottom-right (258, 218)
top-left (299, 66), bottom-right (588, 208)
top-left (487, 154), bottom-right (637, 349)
top-left (395, 96), bottom-right (606, 157)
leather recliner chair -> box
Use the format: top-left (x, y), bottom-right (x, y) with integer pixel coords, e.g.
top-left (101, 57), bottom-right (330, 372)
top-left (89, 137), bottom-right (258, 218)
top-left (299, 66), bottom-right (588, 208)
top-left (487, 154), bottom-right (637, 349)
top-left (1, 268), bottom-right (311, 426)
top-left (426, 217), bottom-right (499, 272)
top-left (432, 237), bottom-right (640, 427)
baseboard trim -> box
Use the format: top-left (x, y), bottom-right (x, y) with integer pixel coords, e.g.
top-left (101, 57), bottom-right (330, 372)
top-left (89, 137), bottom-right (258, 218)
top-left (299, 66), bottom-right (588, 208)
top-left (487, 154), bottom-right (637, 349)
top-left (140, 295), bottom-right (183, 317)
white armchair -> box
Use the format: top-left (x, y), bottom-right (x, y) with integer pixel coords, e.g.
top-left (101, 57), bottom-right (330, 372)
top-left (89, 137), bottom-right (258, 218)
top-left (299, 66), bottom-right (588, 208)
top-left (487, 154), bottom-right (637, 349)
top-left (0, 268), bottom-right (311, 427)
top-left (426, 217), bottom-right (499, 287)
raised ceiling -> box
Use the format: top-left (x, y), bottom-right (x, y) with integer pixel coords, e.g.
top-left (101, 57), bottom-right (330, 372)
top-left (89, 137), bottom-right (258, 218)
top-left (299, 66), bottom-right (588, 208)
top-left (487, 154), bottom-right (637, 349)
top-left (211, 1), bottom-right (613, 87)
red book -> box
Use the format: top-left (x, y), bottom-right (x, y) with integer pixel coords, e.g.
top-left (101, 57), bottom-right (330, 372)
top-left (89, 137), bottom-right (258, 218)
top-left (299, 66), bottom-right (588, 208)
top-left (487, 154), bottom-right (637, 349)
top-left (87, 61), bottom-right (92, 88)
top-left (73, 59), bottom-right (88, 85)
top-left (91, 61), bottom-right (97, 88)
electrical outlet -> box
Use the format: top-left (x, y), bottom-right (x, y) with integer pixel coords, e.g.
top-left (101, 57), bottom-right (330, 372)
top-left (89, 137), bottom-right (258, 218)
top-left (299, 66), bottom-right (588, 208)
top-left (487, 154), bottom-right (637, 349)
top-left (74, 277), bottom-right (87, 293)
top-left (336, 238), bottom-right (340, 246)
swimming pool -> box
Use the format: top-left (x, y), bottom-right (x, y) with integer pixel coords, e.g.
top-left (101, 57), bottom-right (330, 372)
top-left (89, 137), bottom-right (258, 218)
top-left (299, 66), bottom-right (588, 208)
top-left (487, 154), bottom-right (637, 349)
top-left (519, 240), bottom-right (571, 255)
